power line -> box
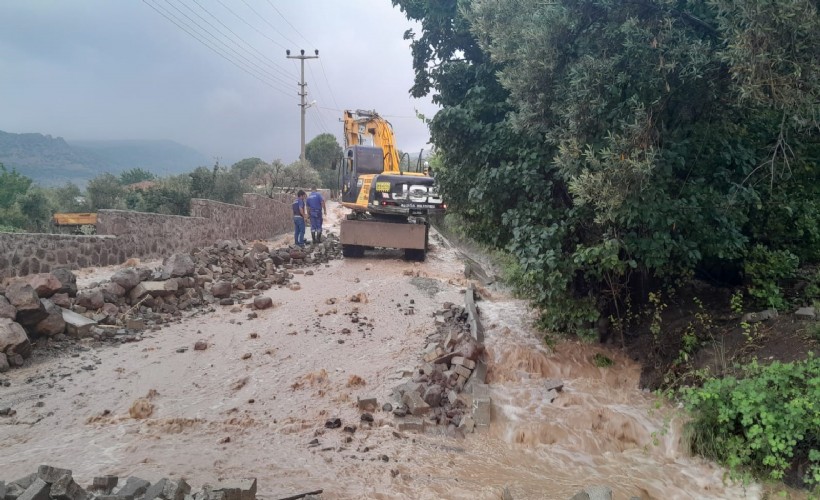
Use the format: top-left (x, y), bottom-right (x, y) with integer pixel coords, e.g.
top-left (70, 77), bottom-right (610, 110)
top-left (187, 0), bottom-right (296, 79)
top-left (318, 59), bottom-right (342, 112)
top-left (143, 0), bottom-right (291, 96)
top-left (163, 0), bottom-right (292, 90)
top-left (213, 0), bottom-right (289, 52)
top-left (264, 1), bottom-right (312, 47)
top-left (238, 0), bottom-right (300, 48)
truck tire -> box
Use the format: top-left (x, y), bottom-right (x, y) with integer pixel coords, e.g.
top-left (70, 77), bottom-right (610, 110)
top-left (342, 244), bottom-right (365, 258)
top-left (404, 248), bottom-right (426, 262)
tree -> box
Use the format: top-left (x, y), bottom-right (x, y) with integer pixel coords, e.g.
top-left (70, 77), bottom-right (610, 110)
top-left (119, 168), bottom-right (156, 185)
top-left (283, 160), bottom-right (321, 192)
top-left (0, 163), bottom-right (32, 209)
top-left (305, 134), bottom-right (342, 190)
top-left (86, 173), bottom-right (126, 210)
top-left (230, 158), bottom-right (266, 181)
top-left (17, 188), bottom-right (55, 232)
top-left (46, 183), bottom-right (89, 212)
top-left (393, 0), bottom-right (820, 337)
top-left (250, 160), bottom-right (287, 197)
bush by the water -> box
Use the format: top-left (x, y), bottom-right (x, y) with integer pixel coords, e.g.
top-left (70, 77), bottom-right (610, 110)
top-left (682, 356), bottom-right (820, 487)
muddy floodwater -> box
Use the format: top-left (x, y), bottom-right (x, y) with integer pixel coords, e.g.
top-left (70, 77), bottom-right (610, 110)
top-left (0, 203), bottom-right (759, 499)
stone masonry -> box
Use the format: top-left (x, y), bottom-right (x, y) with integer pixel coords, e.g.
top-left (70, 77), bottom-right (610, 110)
top-left (0, 192), bottom-right (310, 279)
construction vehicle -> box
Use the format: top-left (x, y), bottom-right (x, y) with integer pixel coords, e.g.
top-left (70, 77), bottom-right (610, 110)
top-left (335, 109), bottom-right (445, 261)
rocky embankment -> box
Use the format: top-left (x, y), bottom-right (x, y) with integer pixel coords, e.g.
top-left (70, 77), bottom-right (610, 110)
top-left (0, 236), bottom-right (341, 377)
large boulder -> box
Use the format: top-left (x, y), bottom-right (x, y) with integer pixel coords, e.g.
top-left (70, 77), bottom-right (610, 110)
top-left (24, 273), bottom-right (63, 298)
top-left (51, 268), bottom-right (78, 297)
top-left (76, 287), bottom-right (105, 311)
top-left (32, 299), bottom-right (66, 337)
top-left (110, 268), bottom-right (141, 291)
top-left (101, 282), bottom-right (127, 303)
top-left (5, 282), bottom-right (47, 326)
top-left (0, 318), bottom-right (31, 358)
top-left (0, 295), bottom-right (16, 321)
top-left (129, 281), bottom-right (179, 304)
top-left (211, 281), bottom-right (232, 299)
top-left (163, 254), bottom-right (195, 278)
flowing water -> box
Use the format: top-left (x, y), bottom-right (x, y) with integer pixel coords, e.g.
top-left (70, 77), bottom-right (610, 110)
top-left (0, 204), bottom-right (760, 499)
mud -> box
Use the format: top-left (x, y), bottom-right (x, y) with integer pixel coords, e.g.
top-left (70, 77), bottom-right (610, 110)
top-left (0, 203), bottom-right (759, 499)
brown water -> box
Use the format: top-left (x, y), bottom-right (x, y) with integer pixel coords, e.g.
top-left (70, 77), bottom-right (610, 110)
top-left (0, 203), bottom-right (759, 499)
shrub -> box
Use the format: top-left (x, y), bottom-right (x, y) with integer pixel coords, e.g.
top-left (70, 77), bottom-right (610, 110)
top-left (744, 244), bottom-right (799, 310)
top-left (682, 356), bottom-right (820, 487)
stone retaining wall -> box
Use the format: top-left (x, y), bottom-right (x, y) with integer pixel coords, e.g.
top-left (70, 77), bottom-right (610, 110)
top-left (1, 193), bottom-right (296, 279)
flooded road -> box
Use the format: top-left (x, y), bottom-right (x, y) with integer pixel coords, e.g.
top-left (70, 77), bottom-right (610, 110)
top-left (0, 203), bottom-right (758, 499)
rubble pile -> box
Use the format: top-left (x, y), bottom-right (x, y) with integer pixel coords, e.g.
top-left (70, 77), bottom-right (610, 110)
top-left (0, 465), bottom-right (261, 500)
top-left (387, 286), bottom-right (490, 434)
top-left (0, 237), bottom-right (341, 372)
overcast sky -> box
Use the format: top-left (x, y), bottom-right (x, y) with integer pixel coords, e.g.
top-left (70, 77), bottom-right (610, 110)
top-left (0, 0), bottom-right (438, 165)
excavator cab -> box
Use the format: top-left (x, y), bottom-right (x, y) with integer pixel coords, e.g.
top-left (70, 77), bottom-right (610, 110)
top-left (340, 146), bottom-right (384, 205)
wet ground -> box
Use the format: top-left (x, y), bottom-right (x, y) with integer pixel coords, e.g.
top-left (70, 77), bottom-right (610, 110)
top-left (0, 203), bottom-right (760, 499)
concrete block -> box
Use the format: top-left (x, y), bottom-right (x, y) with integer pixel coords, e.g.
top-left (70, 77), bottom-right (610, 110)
top-left (584, 485), bottom-right (613, 500)
top-left (144, 479), bottom-right (191, 500)
top-left (90, 476), bottom-right (118, 494)
top-left (402, 391), bottom-right (431, 416)
top-left (210, 479), bottom-right (256, 500)
top-left (453, 364), bottom-right (472, 379)
top-left (396, 416), bottom-right (424, 432)
top-left (795, 306), bottom-right (816, 319)
top-left (452, 356), bottom-right (476, 370)
top-left (472, 383), bottom-right (491, 427)
top-left (61, 308), bottom-right (96, 338)
top-left (17, 479), bottom-right (50, 500)
top-left (50, 475), bottom-right (87, 500)
top-left (357, 397), bottom-right (378, 411)
top-left (115, 477), bottom-right (150, 499)
top-left (36, 466), bottom-right (71, 484)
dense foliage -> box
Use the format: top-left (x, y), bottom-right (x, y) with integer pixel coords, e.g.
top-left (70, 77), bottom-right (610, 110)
top-left (393, 0), bottom-right (820, 337)
top-left (682, 356), bottom-right (820, 486)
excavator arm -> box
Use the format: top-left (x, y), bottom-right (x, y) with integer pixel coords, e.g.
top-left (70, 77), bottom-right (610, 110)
top-left (343, 109), bottom-right (401, 173)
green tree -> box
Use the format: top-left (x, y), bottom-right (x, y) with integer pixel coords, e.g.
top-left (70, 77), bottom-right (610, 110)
top-left (17, 187), bottom-right (55, 232)
top-left (393, 0), bottom-right (820, 337)
top-left (189, 166), bottom-right (216, 200)
top-left (305, 134), bottom-right (342, 190)
top-left (283, 160), bottom-right (321, 192)
top-left (46, 183), bottom-right (89, 212)
top-left (0, 163), bottom-right (32, 209)
top-left (86, 173), bottom-right (126, 210)
top-left (250, 160), bottom-right (287, 197)
top-left (119, 168), bottom-right (156, 185)
top-left (230, 158), bottom-right (266, 181)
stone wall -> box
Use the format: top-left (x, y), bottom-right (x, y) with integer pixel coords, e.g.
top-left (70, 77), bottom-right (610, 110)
top-left (1, 194), bottom-right (295, 279)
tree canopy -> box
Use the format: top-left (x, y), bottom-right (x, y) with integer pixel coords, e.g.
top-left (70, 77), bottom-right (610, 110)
top-left (393, 0), bottom-right (820, 335)
top-left (305, 133), bottom-right (342, 190)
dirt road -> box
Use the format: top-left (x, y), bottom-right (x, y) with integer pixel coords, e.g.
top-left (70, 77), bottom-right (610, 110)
top-left (0, 203), bottom-right (756, 499)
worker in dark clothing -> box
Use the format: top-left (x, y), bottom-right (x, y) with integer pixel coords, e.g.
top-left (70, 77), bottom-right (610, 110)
top-left (306, 186), bottom-right (327, 244)
top-left (292, 190), bottom-right (307, 248)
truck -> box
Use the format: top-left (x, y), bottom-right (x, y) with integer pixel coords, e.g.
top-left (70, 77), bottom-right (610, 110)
top-left (335, 109), bottom-right (445, 261)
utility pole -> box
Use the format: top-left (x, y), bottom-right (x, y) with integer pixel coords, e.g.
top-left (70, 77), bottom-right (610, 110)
top-left (286, 49), bottom-right (319, 161)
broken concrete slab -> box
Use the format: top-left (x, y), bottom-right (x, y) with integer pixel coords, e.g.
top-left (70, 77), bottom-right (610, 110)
top-left (90, 476), bottom-right (118, 495)
top-left (396, 416), bottom-right (425, 432)
top-left (544, 379), bottom-right (564, 392)
top-left (61, 308), bottom-right (97, 338)
top-left (464, 284), bottom-right (484, 343)
top-left (209, 479), bottom-right (256, 500)
top-left (356, 397), bottom-right (378, 411)
top-left (795, 306), bottom-right (816, 320)
top-left (49, 474), bottom-right (87, 500)
top-left (17, 479), bottom-right (50, 500)
top-left (402, 391), bottom-right (431, 416)
top-left (36, 465), bottom-right (72, 484)
top-left (115, 477), bottom-right (150, 499)
top-left (143, 478), bottom-right (191, 500)
top-left (471, 383), bottom-right (491, 427)
top-left (129, 281), bottom-right (178, 303)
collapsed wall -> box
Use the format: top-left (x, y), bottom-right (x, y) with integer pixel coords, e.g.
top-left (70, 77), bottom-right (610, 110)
top-left (0, 193), bottom-right (295, 279)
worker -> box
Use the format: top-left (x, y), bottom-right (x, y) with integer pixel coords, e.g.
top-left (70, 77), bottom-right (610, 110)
top-left (306, 186), bottom-right (327, 244)
top-left (292, 190), bottom-right (307, 248)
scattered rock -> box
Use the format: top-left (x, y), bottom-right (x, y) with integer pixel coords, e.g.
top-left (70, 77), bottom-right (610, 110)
top-left (252, 297), bottom-right (273, 310)
top-left (194, 341), bottom-right (208, 351)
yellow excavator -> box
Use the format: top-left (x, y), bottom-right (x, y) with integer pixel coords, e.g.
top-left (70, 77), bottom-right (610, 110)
top-left (335, 109), bottom-right (445, 261)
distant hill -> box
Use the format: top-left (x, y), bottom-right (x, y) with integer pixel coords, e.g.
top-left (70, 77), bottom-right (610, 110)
top-left (0, 130), bottom-right (210, 186)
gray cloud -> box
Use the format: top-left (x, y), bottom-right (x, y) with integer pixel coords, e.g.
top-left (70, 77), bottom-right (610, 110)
top-left (0, 0), bottom-right (437, 165)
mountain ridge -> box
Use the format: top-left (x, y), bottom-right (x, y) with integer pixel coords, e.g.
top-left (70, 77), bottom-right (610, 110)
top-left (0, 130), bottom-right (210, 185)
